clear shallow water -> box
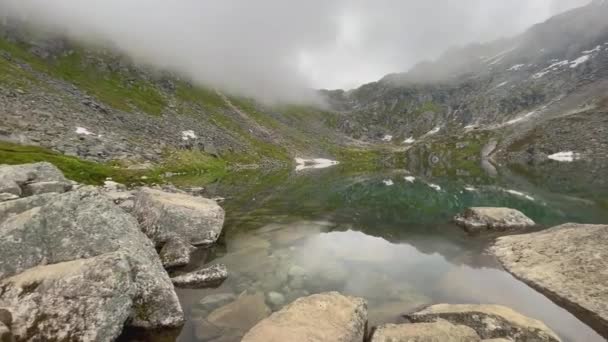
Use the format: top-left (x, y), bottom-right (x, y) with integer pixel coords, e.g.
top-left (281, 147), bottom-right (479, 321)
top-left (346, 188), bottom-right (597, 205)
top-left (174, 164), bottom-right (608, 342)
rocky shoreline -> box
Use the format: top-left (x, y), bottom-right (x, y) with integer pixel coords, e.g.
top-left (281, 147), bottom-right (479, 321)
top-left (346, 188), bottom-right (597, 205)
top-left (0, 162), bottom-right (227, 341)
top-left (1, 162), bottom-right (607, 341)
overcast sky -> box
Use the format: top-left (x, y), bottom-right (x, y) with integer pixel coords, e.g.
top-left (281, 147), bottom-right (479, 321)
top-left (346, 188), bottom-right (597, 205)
top-left (0, 0), bottom-right (591, 102)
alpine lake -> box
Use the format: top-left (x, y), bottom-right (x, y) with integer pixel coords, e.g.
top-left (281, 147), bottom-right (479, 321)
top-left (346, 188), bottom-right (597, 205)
top-left (168, 159), bottom-right (608, 342)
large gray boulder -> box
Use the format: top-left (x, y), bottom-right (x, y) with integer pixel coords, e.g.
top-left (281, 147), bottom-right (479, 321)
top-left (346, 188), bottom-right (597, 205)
top-left (0, 253), bottom-right (135, 342)
top-left (406, 304), bottom-right (560, 341)
top-left (0, 188), bottom-right (184, 334)
top-left (453, 207), bottom-right (535, 233)
top-left (492, 223), bottom-right (608, 338)
top-left (0, 163), bottom-right (71, 198)
top-left (133, 187), bottom-right (225, 246)
top-left (242, 292), bottom-right (367, 342)
top-left (371, 320), bottom-right (481, 342)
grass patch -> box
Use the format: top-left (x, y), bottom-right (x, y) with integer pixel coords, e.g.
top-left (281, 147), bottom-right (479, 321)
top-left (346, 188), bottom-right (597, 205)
top-left (0, 141), bottom-right (159, 184)
top-left (0, 142), bottom-right (230, 186)
top-left (0, 37), bottom-right (166, 115)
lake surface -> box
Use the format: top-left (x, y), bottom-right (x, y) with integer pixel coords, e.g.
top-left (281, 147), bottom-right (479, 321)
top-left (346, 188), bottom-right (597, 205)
top-left (173, 162), bottom-right (608, 342)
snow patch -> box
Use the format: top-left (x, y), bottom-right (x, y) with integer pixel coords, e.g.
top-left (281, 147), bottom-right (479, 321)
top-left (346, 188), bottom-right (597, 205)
top-left (181, 130), bottom-right (197, 140)
top-left (582, 45), bottom-right (601, 54)
top-left (404, 176), bottom-right (415, 183)
top-left (504, 111), bottom-right (536, 126)
top-left (381, 135), bottom-right (393, 142)
top-left (403, 137), bottom-right (415, 144)
top-left (382, 179), bottom-right (394, 186)
top-left (295, 158), bottom-right (339, 171)
top-left (494, 81), bottom-right (508, 88)
top-left (570, 55), bottom-right (590, 68)
top-left (426, 126), bottom-right (441, 135)
top-left (548, 151), bottom-right (579, 162)
top-left (428, 183), bottom-right (441, 191)
top-left (505, 189), bottom-right (535, 201)
top-left (75, 127), bottom-right (94, 135)
top-left (507, 64), bottom-right (525, 71)
top-left (532, 60), bottom-right (569, 79)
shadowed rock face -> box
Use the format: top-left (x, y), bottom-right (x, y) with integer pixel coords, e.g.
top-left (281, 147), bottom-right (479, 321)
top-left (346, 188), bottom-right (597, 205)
top-left (453, 207), bottom-right (535, 233)
top-left (242, 292), bottom-right (367, 342)
top-left (406, 304), bottom-right (561, 342)
top-left (492, 223), bottom-right (608, 338)
top-left (0, 162), bottom-right (72, 198)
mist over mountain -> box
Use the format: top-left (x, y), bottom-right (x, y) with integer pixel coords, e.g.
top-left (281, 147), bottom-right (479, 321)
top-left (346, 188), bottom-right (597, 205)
top-left (0, 0), bottom-right (590, 102)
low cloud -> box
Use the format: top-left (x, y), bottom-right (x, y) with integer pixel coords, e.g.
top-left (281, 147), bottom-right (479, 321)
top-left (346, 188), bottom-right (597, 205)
top-left (0, 0), bottom-right (590, 102)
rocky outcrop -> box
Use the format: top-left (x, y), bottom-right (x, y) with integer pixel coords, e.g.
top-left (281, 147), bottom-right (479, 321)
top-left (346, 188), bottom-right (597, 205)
top-left (406, 304), bottom-right (561, 341)
top-left (0, 163), bottom-right (71, 199)
top-left (133, 187), bottom-right (225, 246)
top-left (0, 187), bottom-right (184, 338)
top-left (171, 264), bottom-right (228, 288)
top-left (453, 207), bottom-right (535, 233)
top-left (492, 223), bottom-right (608, 338)
top-left (242, 292), bottom-right (367, 342)
top-left (371, 320), bottom-right (481, 342)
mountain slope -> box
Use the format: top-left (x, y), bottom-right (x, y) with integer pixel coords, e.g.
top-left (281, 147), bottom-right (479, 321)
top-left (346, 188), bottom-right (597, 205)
top-left (327, 0), bottom-right (608, 160)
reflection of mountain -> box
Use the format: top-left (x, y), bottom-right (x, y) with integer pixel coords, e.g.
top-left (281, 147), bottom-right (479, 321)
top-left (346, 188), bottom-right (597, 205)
top-left (205, 165), bottom-right (608, 266)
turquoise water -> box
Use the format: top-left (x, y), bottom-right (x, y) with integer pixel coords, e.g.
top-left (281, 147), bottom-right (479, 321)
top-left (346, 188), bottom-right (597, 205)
top-left (174, 163), bottom-right (608, 342)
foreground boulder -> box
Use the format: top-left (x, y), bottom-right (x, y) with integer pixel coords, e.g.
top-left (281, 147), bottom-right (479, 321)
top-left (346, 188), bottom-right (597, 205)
top-left (406, 304), bottom-right (560, 341)
top-left (492, 223), bottom-right (608, 338)
top-left (171, 264), bottom-right (228, 288)
top-left (0, 188), bottom-right (184, 339)
top-left (133, 187), bottom-right (225, 246)
top-left (371, 320), bottom-right (481, 342)
top-left (0, 253), bottom-right (134, 341)
top-left (0, 162), bottom-right (71, 199)
top-left (242, 292), bottom-right (367, 342)
top-left (453, 207), bottom-right (535, 233)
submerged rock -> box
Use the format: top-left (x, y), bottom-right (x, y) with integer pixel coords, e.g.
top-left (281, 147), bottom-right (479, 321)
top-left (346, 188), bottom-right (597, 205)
top-left (242, 292), bottom-right (367, 342)
top-left (453, 207), bottom-right (535, 233)
top-left (406, 304), bottom-right (560, 341)
top-left (133, 187), bottom-right (225, 246)
top-left (195, 291), bottom-right (271, 340)
top-left (159, 236), bottom-right (196, 269)
top-left (371, 320), bottom-right (481, 342)
top-left (0, 188), bottom-right (184, 331)
top-left (171, 264), bottom-right (228, 288)
top-left (492, 223), bottom-right (608, 338)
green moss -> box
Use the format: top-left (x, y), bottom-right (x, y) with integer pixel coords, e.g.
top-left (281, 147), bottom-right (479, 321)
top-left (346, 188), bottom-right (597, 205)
top-left (0, 142), bottom-right (230, 186)
top-left (0, 141), bottom-right (159, 184)
top-left (175, 83), bottom-right (227, 111)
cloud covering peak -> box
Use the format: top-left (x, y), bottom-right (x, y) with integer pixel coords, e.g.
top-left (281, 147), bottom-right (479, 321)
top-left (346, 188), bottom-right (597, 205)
top-left (0, 0), bottom-right (590, 102)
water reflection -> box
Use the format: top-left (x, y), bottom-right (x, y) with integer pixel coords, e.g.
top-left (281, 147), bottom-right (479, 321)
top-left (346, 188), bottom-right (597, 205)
top-left (175, 165), bottom-right (607, 342)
